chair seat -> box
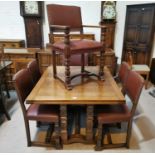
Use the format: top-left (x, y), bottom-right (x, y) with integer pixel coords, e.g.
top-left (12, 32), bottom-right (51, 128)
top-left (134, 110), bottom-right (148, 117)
top-left (97, 104), bottom-right (131, 124)
top-left (27, 104), bottom-right (59, 122)
top-left (52, 39), bottom-right (103, 53)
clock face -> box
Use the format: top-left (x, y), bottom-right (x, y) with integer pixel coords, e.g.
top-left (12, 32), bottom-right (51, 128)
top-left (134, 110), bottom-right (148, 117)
top-left (103, 5), bottom-right (116, 19)
top-left (24, 1), bottom-right (39, 14)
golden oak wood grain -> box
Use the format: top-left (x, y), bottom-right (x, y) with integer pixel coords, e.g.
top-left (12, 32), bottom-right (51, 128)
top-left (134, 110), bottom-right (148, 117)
top-left (26, 66), bottom-right (125, 105)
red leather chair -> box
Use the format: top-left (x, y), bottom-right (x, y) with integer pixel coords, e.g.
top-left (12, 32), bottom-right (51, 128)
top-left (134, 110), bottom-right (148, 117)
top-left (116, 61), bottom-right (131, 95)
top-left (47, 4), bottom-right (106, 90)
top-left (27, 59), bottom-right (41, 86)
top-left (13, 68), bottom-right (62, 149)
top-left (95, 70), bottom-right (144, 151)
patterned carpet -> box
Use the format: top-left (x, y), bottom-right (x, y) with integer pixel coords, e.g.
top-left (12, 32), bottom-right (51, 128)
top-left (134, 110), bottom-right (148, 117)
top-left (0, 87), bottom-right (155, 153)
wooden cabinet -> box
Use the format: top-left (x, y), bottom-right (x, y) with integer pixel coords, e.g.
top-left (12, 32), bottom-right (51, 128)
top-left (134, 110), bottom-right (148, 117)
top-left (122, 4), bottom-right (155, 65)
top-left (100, 22), bottom-right (116, 49)
top-left (0, 39), bottom-right (25, 48)
top-left (3, 48), bottom-right (38, 89)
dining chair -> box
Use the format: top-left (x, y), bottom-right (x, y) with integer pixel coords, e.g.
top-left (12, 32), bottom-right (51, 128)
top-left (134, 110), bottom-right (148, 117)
top-left (127, 51), bottom-right (150, 89)
top-left (117, 61), bottom-right (131, 94)
top-left (95, 70), bottom-right (144, 151)
top-left (27, 59), bottom-right (41, 86)
top-left (13, 68), bottom-right (62, 149)
top-left (47, 4), bottom-right (106, 90)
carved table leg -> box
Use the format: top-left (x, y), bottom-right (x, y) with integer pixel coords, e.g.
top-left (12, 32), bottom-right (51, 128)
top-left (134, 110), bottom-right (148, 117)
top-left (60, 105), bottom-right (68, 144)
top-left (86, 105), bottom-right (94, 143)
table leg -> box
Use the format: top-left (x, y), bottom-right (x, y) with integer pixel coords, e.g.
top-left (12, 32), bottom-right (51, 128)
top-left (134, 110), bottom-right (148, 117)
top-left (86, 105), bottom-right (94, 143)
top-left (60, 105), bottom-right (68, 144)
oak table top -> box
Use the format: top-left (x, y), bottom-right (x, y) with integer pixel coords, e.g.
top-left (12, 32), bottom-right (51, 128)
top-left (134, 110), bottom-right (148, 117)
top-left (26, 66), bottom-right (125, 105)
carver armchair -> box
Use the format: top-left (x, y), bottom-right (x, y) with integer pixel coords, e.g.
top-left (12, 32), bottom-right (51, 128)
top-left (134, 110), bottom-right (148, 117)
top-left (47, 4), bottom-right (107, 90)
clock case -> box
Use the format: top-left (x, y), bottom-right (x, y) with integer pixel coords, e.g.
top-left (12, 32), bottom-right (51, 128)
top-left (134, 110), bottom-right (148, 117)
top-left (101, 1), bottom-right (116, 23)
top-left (20, 1), bottom-right (42, 17)
top-left (20, 1), bottom-right (44, 48)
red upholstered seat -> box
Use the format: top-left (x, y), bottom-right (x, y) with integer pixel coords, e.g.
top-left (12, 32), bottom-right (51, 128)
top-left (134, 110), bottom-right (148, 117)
top-left (53, 39), bottom-right (103, 53)
top-left (97, 104), bottom-right (131, 124)
top-left (27, 104), bottom-right (59, 122)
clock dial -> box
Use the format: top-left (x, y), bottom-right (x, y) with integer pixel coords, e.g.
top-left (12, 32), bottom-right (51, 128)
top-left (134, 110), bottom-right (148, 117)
top-left (103, 5), bottom-right (116, 19)
top-left (24, 1), bottom-right (39, 14)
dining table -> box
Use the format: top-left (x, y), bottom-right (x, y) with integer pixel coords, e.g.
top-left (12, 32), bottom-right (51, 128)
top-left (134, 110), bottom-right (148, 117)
top-left (26, 66), bottom-right (125, 144)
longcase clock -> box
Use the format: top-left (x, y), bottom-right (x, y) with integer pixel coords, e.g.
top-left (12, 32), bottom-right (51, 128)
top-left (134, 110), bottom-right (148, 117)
top-left (20, 1), bottom-right (44, 48)
top-left (100, 1), bottom-right (116, 49)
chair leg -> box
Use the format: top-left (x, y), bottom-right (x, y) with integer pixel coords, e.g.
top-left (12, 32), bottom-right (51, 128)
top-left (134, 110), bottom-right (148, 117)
top-left (106, 127), bottom-right (112, 144)
top-left (24, 119), bottom-right (32, 147)
top-left (54, 121), bottom-right (62, 150)
top-left (81, 53), bottom-right (85, 73)
top-left (52, 50), bottom-right (57, 78)
top-left (36, 121), bottom-right (41, 127)
top-left (45, 124), bottom-right (54, 144)
top-left (64, 53), bottom-right (72, 90)
top-left (126, 120), bottom-right (133, 148)
top-left (99, 50), bottom-right (104, 81)
top-left (95, 123), bottom-right (104, 151)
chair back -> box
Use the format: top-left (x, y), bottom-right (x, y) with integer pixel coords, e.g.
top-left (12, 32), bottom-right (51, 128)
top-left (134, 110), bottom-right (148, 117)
top-left (47, 4), bottom-right (83, 32)
top-left (13, 68), bottom-right (34, 114)
top-left (125, 70), bottom-right (144, 115)
top-left (27, 59), bottom-right (41, 86)
top-left (118, 61), bottom-right (130, 85)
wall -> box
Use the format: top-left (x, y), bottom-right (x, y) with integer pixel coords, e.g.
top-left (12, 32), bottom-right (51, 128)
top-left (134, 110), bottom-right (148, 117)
top-left (0, 1), bottom-right (25, 39)
top-left (0, 1), bottom-right (155, 63)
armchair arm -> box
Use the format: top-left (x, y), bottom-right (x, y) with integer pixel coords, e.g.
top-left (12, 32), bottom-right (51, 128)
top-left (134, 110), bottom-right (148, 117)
top-left (83, 25), bottom-right (107, 29)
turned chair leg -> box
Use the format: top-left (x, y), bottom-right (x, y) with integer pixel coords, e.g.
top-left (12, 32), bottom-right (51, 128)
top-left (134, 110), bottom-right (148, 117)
top-left (95, 123), bottom-right (104, 151)
top-left (54, 121), bottom-right (62, 150)
top-left (64, 53), bottom-right (72, 90)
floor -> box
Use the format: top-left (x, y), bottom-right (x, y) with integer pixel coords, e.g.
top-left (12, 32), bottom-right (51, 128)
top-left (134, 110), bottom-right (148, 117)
top-left (0, 86), bottom-right (155, 153)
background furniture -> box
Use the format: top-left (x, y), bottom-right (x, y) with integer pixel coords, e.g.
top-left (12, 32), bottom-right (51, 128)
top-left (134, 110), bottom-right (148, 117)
top-left (127, 51), bottom-right (150, 89)
top-left (95, 70), bottom-right (144, 151)
top-left (149, 58), bottom-right (155, 85)
top-left (3, 48), bottom-right (39, 89)
top-left (100, 21), bottom-right (116, 49)
top-left (0, 61), bottom-right (12, 120)
top-left (122, 4), bottom-right (155, 65)
top-left (20, 1), bottom-right (44, 48)
top-left (0, 39), bottom-right (25, 48)
top-left (26, 66), bottom-right (125, 144)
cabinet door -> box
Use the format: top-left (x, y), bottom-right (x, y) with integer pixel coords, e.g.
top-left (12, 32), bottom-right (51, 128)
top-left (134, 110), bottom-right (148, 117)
top-left (122, 4), bottom-right (155, 65)
top-left (24, 18), bottom-right (43, 48)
